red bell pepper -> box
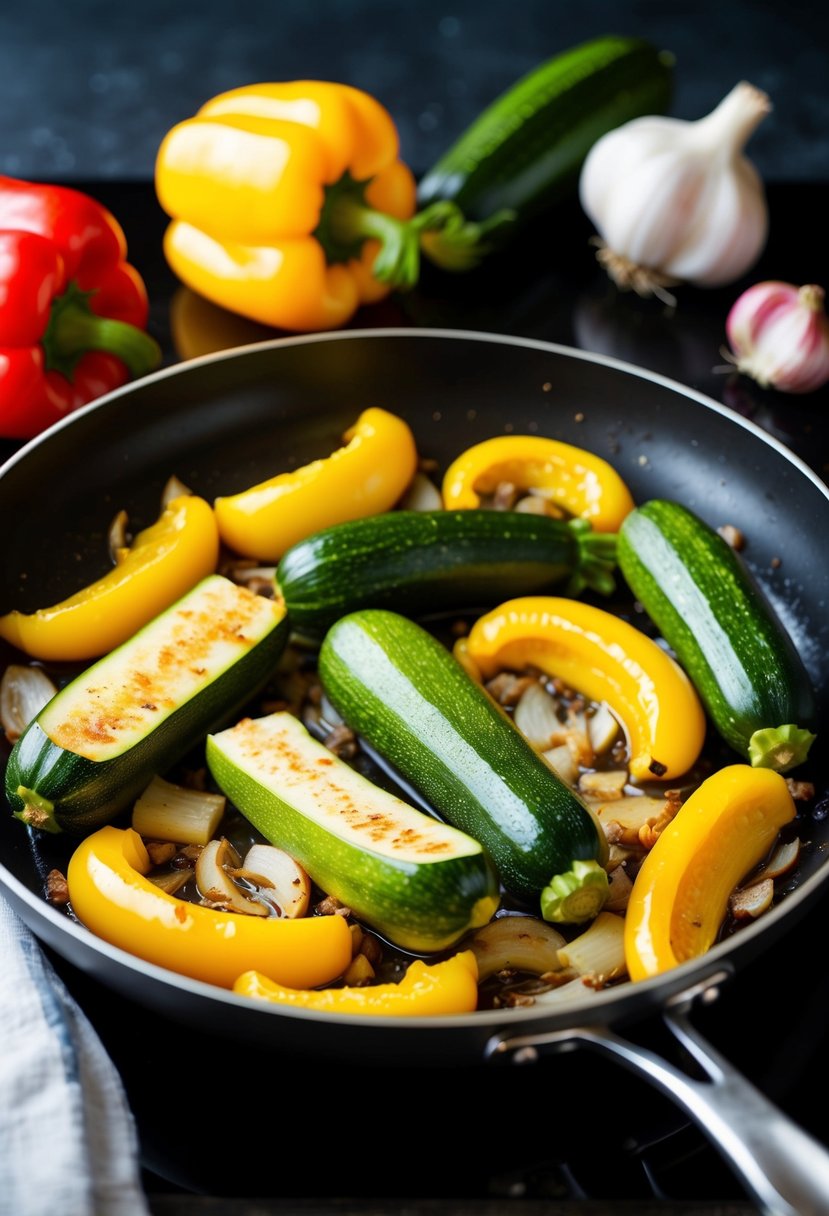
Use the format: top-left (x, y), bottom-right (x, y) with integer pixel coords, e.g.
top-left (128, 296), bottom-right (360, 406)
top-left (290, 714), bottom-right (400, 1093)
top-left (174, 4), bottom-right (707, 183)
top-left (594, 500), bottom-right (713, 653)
top-left (0, 176), bottom-right (161, 439)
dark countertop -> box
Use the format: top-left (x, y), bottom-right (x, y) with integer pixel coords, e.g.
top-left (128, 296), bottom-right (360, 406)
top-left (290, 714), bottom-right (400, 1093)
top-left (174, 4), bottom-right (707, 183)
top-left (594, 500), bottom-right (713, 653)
top-left (1, 0), bottom-right (828, 185)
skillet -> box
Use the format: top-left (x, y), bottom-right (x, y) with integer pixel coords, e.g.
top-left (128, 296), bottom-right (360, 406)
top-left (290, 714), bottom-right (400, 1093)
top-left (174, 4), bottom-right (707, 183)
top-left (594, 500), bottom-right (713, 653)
top-left (2, 326), bottom-right (829, 1213)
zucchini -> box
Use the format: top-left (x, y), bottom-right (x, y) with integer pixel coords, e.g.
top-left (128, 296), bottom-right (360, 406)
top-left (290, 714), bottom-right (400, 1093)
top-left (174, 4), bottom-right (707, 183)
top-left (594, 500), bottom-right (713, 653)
top-left (206, 710), bottom-right (500, 953)
top-left (318, 608), bottom-right (606, 905)
top-left (617, 499), bottom-right (817, 773)
top-left (276, 509), bottom-right (618, 636)
top-left (5, 574), bottom-right (289, 835)
top-left (416, 35), bottom-right (674, 231)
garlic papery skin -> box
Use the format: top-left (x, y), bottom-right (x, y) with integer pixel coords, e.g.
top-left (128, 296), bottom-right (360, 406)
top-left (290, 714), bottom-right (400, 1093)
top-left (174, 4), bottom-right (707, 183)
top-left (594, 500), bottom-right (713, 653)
top-left (725, 281), bottom-right (829, 394)
top-left (579, 82), bottom-right (771, 298)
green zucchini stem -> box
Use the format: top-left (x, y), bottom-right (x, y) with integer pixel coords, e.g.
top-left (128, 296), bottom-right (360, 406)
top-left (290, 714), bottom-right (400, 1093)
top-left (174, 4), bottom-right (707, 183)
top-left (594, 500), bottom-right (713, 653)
top-left (747, 724), bottom-right (816, 774)
top-left (540, 858), bottom-right (609, 924)
top-left (564, 519), bottom-right (619, 597)
top-left (14, 785), bottom-right (60, 834)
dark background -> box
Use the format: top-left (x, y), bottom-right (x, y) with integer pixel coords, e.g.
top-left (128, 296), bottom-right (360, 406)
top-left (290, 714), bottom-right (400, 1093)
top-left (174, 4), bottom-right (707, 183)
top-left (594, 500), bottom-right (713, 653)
top-left (1, 0), bottom-right (827, 183)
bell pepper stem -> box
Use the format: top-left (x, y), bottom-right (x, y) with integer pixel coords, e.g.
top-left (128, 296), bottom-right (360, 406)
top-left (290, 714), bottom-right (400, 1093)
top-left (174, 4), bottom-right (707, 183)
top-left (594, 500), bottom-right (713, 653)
top-left (325, 184), bottom-right (516, 290)
top-left (43, 281), bottom-right (162, 381)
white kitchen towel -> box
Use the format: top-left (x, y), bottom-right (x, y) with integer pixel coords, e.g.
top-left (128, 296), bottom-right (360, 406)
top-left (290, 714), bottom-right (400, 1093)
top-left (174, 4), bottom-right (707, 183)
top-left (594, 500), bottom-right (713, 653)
top-left (0, 890), bottom-right (151, 1216)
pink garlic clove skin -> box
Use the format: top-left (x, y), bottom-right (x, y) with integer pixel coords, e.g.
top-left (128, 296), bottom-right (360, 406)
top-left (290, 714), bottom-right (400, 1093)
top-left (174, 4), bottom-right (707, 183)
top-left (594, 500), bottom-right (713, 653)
top-left (726, 281), bottom-right (829, 394)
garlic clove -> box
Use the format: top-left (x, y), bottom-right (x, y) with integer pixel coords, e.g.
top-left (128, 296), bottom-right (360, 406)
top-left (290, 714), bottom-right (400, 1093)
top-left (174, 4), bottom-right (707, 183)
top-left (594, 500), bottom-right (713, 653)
top-left (579, 81), bottom-right (771, 297)
top-left (725, 281), bottom-right (829, 394)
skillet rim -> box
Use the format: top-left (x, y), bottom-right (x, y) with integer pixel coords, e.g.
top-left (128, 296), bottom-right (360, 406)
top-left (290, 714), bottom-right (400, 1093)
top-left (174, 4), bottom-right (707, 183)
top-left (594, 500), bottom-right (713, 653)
top-left (1, 324), bottom-right (827, 1037)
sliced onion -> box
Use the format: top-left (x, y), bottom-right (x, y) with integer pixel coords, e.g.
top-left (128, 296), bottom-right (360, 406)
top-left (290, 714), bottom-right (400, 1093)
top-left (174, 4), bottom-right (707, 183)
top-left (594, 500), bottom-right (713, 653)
top-left (0, 664), bottom-right (58, 743)
top-left (241, 843), bottom-right (311, 919)
top-left (195, 838), bottom-right (268, 916)
top-left (399, 471), bottom-right (443, 511)
top-left (757, 837), bottom-right (800, 879)
top-left (730, 878), bottom-right (774, 919)
top-left (468, 914), bottom-right (566, 981)
top-left (161, 474), bottom-right (193, 507)
top-left (587, 703), bottom-right (620, 754)
top-left (579, 769), bottom-right (629, 799)
top-left (107, 508), bottom-right (130, 563)
top-left (542, 743), bottom-right (579, 786)
top-left (514, 681), bottom-right (562, 749)
top-left (557, 911), bottom-right (627, 980)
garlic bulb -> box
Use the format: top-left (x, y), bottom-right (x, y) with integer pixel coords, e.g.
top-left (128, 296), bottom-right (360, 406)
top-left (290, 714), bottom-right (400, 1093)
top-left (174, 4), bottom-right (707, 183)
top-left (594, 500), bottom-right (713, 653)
top-left (725, 281), bottom-right (829, 394)
top-left (579, 82), bottom-right (772, 299)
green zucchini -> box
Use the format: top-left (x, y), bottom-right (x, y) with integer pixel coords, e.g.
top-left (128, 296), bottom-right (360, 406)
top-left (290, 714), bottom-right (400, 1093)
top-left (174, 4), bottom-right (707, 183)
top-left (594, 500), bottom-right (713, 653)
top-left (276, 509), bottom-right (618, 636)
top-left (617, 499), bottom-right (817, 773)
top-left (6, 574), bottom-right (289, 835)
top-left (318, 608), bottom-right (606, 905)
top-left (416, 35), bottom-right (674, 232)
top-left (206, 710), bottom-right (500, 953)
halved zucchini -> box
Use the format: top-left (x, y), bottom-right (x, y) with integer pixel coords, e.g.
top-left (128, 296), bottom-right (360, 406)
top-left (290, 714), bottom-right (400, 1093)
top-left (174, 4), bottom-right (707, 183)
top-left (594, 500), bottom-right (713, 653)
top-left (206, 710), bottom-right (500, 953)
top-left (5, 574), bottom-right (289, 835)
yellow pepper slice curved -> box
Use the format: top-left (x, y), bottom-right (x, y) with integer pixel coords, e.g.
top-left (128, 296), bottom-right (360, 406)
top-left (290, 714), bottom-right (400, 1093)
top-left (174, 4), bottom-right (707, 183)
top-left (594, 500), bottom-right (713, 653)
top-left (0, 494), bottom-right (220, 662)
top-left (463, 596), bottom-right (706, 782)
top-left (442, 435), bottom-right (635, 532)
top-left (624, 765), bottom-right (796, 981)
top-left (214, 406), bottom-right (418, 561)
top-left (66, 826), bottom-right (353, 990)
top-left (234, 949), bottom-right (479, 1016)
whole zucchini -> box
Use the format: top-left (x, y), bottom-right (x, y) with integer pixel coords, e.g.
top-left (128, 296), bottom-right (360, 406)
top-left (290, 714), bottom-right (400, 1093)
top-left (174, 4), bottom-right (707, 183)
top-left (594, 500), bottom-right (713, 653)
top-left (5, 575), bottom-right (289, 835)
top-left (617, 499), bottom-right (816, 773)
top-left (318, 608), bottom-right (606, 905)
top-left (276, 509), bottom-right (618, 636)
top-left (416, 35), bottom-right (674, 232)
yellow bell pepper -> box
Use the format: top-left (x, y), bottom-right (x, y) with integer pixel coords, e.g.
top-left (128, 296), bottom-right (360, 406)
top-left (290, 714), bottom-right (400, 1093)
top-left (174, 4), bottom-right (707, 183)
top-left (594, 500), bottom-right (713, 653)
top-left (0, 494), bottom-right (220, 662)
top-left (66, 826), bottom-right (353, 990)
top-left (463, 596), bottom-right (707, 782)
top-left (214, 406), bottom-right (418, 561)
top-left (442, 434), bottom-right (636, 532)
top-left (234, 949), bottom-right (480, 1016)
top-left (155, 81), bottom-right (495, 332)
top-left (624, 765), bottom-right (796, 981)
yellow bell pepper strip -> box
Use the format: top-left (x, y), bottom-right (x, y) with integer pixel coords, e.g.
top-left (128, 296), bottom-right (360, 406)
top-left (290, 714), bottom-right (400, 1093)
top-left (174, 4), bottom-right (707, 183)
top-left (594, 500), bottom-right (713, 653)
top-left (441, 434), bottom-right (636, 533)
top-left (214, 406), bottom-right (418, 561)
top-left (155, 82), bottom-right (501, 332)
top-left (624, 765), bottom-right (797, 981)
top-left (66, 826), bottom-right (353, 990)
top-left (0, 494), bottom-right (220, 663)
top-left (462, 596), bottom-right (707, 782)
top-left (233, 949), bottom-right (480, 1016)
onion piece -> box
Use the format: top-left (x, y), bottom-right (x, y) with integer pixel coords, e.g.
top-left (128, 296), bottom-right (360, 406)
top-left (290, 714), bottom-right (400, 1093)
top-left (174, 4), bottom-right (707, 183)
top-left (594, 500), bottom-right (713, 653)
top-left (730, 878), bottom-right (774, 919)
top-left (0, 664), bottom-right (58, 743)
top-left (399, 471), bottom-right (443, 511)
top-left (195, 838), bottom-right (269, 916)
top-left (514, 681), bottom-right (562, 749)
top-left (557, 911), bottom-right (627, 981)
top-left (757, 837), bottom-right (800, 880)
top-left (587, 703), bottom-right (620, 754)
top-left (161, 474), bottom-right (193, 507)
top-left (542, 743), bottom-right (579, 786)
top-left (108, 508), bottom-right (130, 563)
top-left (132, 775), bottom-right (226, 845)
top-left (241, 843), bottom-right (311, 919)
top-left (468, 914), bottom-right (566, 981)
top-left (579, 769), bottom-right (629, 799)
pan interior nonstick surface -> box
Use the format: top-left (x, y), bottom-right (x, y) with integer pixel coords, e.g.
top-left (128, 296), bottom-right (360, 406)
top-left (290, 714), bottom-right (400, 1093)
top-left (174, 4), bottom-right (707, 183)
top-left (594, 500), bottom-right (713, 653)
top-left (1, 329), bottom-right (828, 1049)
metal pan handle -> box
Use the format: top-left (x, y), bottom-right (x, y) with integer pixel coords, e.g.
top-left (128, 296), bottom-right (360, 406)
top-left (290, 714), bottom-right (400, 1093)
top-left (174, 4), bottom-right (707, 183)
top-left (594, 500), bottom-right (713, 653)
top-left (486, 970), bottom-right (829, 1216)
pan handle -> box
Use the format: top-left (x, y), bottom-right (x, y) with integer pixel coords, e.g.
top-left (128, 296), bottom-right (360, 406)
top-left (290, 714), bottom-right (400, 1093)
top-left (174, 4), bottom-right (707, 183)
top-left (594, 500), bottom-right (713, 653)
top-left (486, 969), bottom-right (829, 1216)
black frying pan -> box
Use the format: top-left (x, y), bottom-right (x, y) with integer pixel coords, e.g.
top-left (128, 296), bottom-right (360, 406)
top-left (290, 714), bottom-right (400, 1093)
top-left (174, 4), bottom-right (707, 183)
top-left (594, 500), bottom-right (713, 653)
top-left (2, 328), bottom-right (829, 1213)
